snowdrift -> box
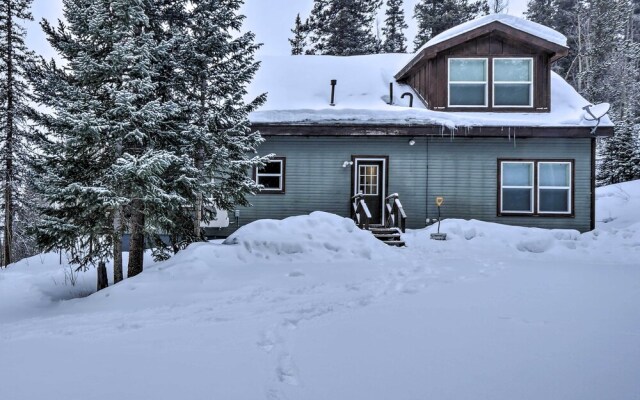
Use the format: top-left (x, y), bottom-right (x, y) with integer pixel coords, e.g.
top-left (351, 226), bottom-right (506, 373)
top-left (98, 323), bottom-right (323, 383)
top-left (223, 211), bottom-right (393, 260)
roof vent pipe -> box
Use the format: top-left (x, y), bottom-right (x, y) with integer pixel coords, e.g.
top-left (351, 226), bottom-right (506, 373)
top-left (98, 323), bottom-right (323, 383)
top-left (389, 83), bottom-right (394, 105)
top-left (401, 92), bottom-right (414, 108)
top-left (330, 79), bottom-right (337, 106)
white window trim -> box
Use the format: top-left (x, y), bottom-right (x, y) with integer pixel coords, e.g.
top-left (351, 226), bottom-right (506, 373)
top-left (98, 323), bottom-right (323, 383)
top-left (492, 57), bottom-right (534, 108)
top-left (537, 161), bottom-right (572, 214)
top-left (500, 161), bottom-right (534, 214)
top-left (256, 159), bottom-right (284, 192)
top-left (447, 57), bottom-right (489, 108)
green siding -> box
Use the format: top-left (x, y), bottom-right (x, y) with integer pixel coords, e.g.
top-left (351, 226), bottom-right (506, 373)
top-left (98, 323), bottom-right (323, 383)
top-left (210, 135), bottom-right (593, 236)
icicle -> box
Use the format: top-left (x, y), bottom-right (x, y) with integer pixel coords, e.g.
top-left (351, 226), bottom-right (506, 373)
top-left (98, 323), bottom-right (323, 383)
top-left (513, 127), bottom-right (517, 147)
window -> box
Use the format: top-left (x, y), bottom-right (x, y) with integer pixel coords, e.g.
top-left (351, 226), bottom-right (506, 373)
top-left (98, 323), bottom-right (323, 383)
top-left (358, 165), bottom-right (379, 195)
top-left (448, 57), bottom-right (535, 109)
top-left (538, 162), bottom-right (571, 214)
top-left (448, 58), bottom-right (488, 107)
top-left (255, 157), bottom-right (285, 193)
top-left (501, 162), bottom-right (534, 213)
top-left (499, 160), bottom-right (573, 216)
top-left (493, 58), bottom-right (533, 107)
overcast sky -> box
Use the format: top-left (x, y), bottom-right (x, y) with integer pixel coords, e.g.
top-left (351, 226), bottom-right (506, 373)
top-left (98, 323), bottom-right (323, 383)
top-left (25, 0), bottom-right (528, 59)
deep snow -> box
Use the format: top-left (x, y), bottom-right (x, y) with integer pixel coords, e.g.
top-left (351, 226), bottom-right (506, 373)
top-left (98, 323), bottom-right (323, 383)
top-left (1, 181), bottom-right (639, 400)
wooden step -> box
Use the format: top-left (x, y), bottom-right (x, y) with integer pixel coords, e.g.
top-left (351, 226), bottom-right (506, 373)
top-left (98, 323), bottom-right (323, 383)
top-left (369, 228), bottom-right (401, 234)
top-left (382, 240), bottom-right (405, 247)
top-left (373, 233), bottom-right (401, 239)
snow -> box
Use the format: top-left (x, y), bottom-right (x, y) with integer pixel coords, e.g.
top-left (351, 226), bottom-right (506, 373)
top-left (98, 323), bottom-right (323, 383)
top-left (248, 54), bottom-right (613, 128)
top-left (1, 181), bottom-right (640, 399)
top-left (420, 13), bottom-right (568, 51)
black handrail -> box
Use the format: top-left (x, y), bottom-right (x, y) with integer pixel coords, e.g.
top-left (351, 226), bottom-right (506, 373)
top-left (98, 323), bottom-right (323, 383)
top-left (385, 193), bottom-right (407, 233)
top-left (351, 192), bottom-right (372, 230)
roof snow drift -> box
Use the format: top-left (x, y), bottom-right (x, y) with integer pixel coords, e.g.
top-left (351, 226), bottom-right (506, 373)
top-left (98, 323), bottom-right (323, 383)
top-left (421, 14), bottom-right (568, 51)
top-left (247, 54), bottom-right (612, 129)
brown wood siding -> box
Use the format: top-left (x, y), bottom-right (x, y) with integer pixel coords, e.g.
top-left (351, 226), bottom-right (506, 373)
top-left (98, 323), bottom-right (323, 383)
top-left (404, 32), bottom-right (554, 112)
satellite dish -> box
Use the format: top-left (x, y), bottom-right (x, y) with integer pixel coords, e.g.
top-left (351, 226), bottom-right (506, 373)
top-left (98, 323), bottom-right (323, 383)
top-left (583, 103), bottom-right (610, 121)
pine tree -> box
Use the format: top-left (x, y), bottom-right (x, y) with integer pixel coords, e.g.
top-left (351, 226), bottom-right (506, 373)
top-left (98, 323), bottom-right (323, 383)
top-left (0, 0), bottom-right (38, 267)
top-left (524, 0), bottom-right (554, 27)
top-left (289, 13), bottom-right (307, 55)
top-left (34, 0), bottom-right (198, 281)
top-left (413, 0), bottom-right (490, 50)
top-left (306, 0), bottom-right (383, 55)
top-left (490, 0), bottom-right (509, 13)
top-left (382, 0), bottom-right (408, 53)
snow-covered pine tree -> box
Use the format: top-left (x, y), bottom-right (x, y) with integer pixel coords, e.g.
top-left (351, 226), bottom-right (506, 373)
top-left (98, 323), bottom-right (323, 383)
top-left (34, 0), bottom-right (204, 282)
top-left (290, 13), bottom-right (308, 55)
top-left (306, 0), bottom-right (383, 55)
top-left (382, 0), bottom-right (408, 53)
top-left (413, 0), bottom-right (489, 50)
top-left (524, 0), bottom-right (554, 27)
top-left (490, 0), bottom-right (509, 13)
top-left (0, 0), bottom-right (39, 267)
top-left (146, 0), bottom-right (269, 258)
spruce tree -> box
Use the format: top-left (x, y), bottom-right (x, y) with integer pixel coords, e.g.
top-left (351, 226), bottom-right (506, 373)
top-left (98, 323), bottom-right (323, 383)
top-left (289, 13), bottom-right (307, 55)
top-left (524, 0), bottom-right (554, 27)
top-left (306, 0), bottom-right (383, 55)
top-left (382, 0), bottom-right (408, 53)
top-left (414, 0), bottom-right (490, 50)
top-left (34, 0), bottom-right (198, 280)
top-left (0, 0), bottom-right (38, 267)
top-left (490, 0), bottom-right (508, 13)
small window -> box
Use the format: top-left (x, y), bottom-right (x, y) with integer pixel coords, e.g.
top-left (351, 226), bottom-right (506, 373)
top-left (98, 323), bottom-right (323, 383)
top-left (493, 58), bottom-right (533, 107)
top-left (358, 165), bottom-right (379, 195)
top-left (538, 162), bottom-right (571, 214)
top-left (501, 162), bottom-right (534, 213)
top-left (448, 58), bottom-right (488, 107)
top-left (255, 158), bottom-right (285, 193)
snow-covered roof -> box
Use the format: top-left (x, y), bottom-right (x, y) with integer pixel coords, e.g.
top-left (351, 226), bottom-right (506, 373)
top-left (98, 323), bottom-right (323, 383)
top-left (247, 54), bottom-right (612, 129)
top-left (420, 14), bottom-right (568, 52)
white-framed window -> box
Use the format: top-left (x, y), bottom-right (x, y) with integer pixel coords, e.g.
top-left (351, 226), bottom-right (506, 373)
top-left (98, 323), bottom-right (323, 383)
top-left (358, 165), bottom-right (379, 195)
top-left (448, 58), bottom-right (488, 107)
top-left (493, 58), bottom-right (533, 107)
top-left (538, 162), bottom-right (572, 214)
top-left (500, 161), bottom-right (534, 213)
top-left (255, 157), bottom-right (285, 193)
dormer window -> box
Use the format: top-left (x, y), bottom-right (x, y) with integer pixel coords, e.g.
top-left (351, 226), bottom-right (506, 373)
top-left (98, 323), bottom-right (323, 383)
top-left (493, 58), bottom-right (533, 107)
top-left (447, 57), bottom-right (535, 110)
top-left (448, 58), bottom-right (488, 107)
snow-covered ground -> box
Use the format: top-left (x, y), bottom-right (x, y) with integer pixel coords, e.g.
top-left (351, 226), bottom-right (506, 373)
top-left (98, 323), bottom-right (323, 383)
top-left (1, 181), bottom-right (639, 400)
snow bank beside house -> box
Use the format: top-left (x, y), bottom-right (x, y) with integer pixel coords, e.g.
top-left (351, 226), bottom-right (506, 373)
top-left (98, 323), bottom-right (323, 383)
top-left (247, 54), bottom-right (612, 128)
top-left (224, 211), bottom-right (392, 260)
top-left (596, 179), bottom-right (640, 229)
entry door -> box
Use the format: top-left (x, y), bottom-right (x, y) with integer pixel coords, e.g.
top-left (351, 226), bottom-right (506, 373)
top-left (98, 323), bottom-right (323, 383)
top-left (354, 159), bottom-right (385, 225)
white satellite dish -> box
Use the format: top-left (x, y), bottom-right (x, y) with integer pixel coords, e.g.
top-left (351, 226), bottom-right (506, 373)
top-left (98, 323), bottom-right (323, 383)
top-left (583, 103), bottom-right (610, 121)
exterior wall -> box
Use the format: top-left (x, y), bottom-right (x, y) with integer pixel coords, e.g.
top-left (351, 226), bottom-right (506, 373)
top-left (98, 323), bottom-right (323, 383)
top-left (209, 135), bottom-right (593, 237)
top-left (406, 32), bottom-right (552, 112)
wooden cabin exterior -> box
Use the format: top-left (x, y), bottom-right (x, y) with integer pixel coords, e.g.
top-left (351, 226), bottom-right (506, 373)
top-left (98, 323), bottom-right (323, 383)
top-left (206, 15), bottom-right (613, 238)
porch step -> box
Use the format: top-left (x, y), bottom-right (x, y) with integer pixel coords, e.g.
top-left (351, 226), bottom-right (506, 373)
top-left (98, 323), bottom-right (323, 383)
top-left (368, 227), bottom-right (405, 247)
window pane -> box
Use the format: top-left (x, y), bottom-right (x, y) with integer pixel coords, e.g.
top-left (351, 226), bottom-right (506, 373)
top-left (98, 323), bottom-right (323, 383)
top-left (450, 59), bottom-right (486, 82)
top-left (258, 176), bottom-right (281, 189)
top-left (258, 161), bottom-right (282, 174)
top-left (503, 163), bottom-right (532, 186)
top-left (503, 188), bottom-right (532, 212)
top-left (494, 59), bottom-right (531, 82)
top-left (540, 163), bottom-right (570, 187)
top-left (540, 189), bottom-right (569, 212)
top-left (494, 84), bottom-right (531, 106)
top-left (450, 84), bottom-right (486, 106)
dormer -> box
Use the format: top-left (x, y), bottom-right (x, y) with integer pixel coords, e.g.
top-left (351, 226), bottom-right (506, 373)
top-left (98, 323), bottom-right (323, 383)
top-left (395, 15), bottom-right (569, 113)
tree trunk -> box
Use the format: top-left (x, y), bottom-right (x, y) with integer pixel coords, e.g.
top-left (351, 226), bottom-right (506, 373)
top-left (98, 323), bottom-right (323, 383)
top-left (127, 199), bottom-right (145, 278)
top-left (113, 208), bottom-right (123, 283)
top-left (3, 0), bottom-right (14, 268)
top-left (97, 261), bottom-right (108, 291)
